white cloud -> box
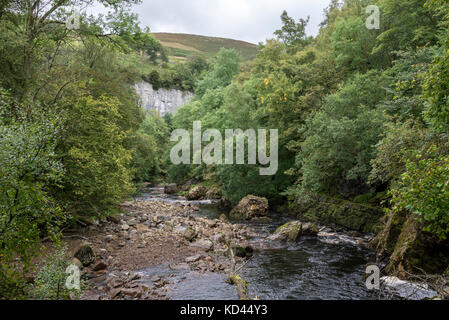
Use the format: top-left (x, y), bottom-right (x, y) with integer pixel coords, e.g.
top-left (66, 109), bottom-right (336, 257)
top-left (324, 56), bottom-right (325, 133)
top-left (128, 0), bottom-right (331, 44)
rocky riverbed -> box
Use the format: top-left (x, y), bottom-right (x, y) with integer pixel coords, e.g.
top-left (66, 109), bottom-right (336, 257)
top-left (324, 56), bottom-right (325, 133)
top-left (64, 199), bottom-right (262, 300)
top-left (58, 186), bottom-right (441, 300)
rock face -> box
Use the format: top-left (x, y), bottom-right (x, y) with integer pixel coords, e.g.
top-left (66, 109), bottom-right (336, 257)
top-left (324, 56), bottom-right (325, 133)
top-left (186, 186), bottom-right (207, 200)
top-left (294, 194), bottom-right (384, 233)
top-left (134, 81), bottom-right (193, 116)
top-left (230, 195), bottom-right (268, 220)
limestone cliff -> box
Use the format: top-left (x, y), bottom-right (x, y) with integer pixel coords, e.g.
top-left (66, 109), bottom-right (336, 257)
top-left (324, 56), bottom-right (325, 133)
top-left (134, 81), bottom-right (193, 116)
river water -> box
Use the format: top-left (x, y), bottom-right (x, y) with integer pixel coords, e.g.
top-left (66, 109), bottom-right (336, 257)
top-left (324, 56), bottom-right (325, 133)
top-left (136, 187), bottom-right (382, 300)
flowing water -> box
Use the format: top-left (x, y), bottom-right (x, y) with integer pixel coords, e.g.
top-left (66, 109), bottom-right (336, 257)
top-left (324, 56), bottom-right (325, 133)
top-left (136, 187), bottom-right (382, 300)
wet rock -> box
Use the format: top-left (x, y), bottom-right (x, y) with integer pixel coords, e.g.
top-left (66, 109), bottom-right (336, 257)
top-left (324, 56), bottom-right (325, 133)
top-left (205, 187), bottom-right (222, 200)
top-left (164, 183), bottom-right (179, 195)
top-left (230, 195), bottom-right (268, 220)
top-left (183, 227), bottom-right (198, 242)
top-left (186, 186), bottom-right (207, 200)
top-left (169, 262), bottom-right (190, 270)
top-left (269, 221), bottom-right (303, 242)
top-left (302, 222), bottom-right (319, 237)
top-left (74, 244), bottom-right (96, 267)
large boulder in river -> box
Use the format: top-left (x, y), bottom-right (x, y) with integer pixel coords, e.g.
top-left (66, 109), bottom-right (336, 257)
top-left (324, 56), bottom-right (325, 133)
top-left (269, 221), bottom-right (303, 242)
top-left (302, 222), bottom-right (319, 237)
top-left (164, 184), bottom-right (178, 195)
top-left (186, 186), bottom-right (207, 200)
top-left (205, 187), bottom-right (222, 200)
top-left (230, 195), bottom-right (268, 220)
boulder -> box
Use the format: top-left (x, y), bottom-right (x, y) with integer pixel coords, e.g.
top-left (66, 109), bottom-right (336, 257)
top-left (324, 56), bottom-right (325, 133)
top-left (190, 239), bottom-right (214, 251)
top-left (186, 186), bottom-right (207, 200)
top-left (302, 222), bottom-right (319, 237)
top-left (183, 227), bottom-right (198, 242)
top-left (164, 183), bottom-right (179, 195)
top-left (230, 195), bottom-right (268, 220)
top-left (74, 244), bottom-right (96, 266)
top-left (269, 221), bottom-right (303, 242)
top-left (205, 187), bottom-right (222, 200)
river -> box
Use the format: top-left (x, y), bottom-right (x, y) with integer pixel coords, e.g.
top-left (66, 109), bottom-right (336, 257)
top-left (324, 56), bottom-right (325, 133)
top-left (134, 186), bottom-right (384, 300)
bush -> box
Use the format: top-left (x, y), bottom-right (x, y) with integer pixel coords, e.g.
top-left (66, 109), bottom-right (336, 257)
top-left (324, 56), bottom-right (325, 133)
top-left (0, 90), bottom-right (65, 298)
top-left (30, 246), bottom-right (87, 300)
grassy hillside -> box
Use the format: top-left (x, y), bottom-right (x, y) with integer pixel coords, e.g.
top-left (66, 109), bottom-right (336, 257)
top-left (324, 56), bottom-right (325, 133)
top-left (153, 32), bottom-right (259, 61)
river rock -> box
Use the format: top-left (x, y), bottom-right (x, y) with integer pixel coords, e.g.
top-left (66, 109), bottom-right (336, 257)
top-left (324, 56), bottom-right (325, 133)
top-left (183, 227), bottom-right (198, 242)
top-left (230, 195), bottom-right (268, 220)
top-left (205, 187), bottom-right (222, 199)
top-left (186, 186), bottom-right (207, 200)
top-left (185, 254), bottom-right (204, 263)
top-left (164, 184), bottom-right (179, 195)
top-left (302, 222), bottom-right (319, 236)
top-left (74, 244), bottom-right (96, 266)
top-left (269, 221), bottom-right (303, 242)
top-left (190, 239), bottom-right (214, 251)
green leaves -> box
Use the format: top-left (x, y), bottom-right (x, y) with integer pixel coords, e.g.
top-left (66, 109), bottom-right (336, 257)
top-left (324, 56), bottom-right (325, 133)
top-left (390, 149), bottom-right (449, 239)
top-left (0, 90), bottom-right (65, 297)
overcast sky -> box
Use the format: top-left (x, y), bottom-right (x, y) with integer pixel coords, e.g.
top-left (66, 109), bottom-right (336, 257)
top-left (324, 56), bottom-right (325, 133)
top-left (92, 0), bottom-right (331, 44)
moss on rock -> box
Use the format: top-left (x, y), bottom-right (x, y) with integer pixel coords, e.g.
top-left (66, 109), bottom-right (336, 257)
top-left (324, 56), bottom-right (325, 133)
top-left (294, 195), bottom-right (383, 233)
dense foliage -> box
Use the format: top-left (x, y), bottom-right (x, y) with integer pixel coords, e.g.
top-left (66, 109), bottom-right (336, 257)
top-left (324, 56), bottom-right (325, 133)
top-left (2, 0), bottom-right (449, 298)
